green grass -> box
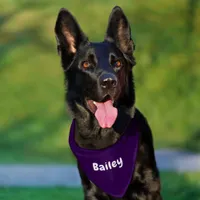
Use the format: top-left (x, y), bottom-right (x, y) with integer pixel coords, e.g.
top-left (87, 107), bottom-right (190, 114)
top-left (0, 0), bottom-right (200, 163)
top-left (0, 188), bottom-right (83, 200)
top-left (0, 172), bottom-right (200, 200)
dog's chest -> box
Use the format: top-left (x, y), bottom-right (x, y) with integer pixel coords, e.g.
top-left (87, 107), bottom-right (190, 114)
top-left (69, 119), bottom-right (140, 198)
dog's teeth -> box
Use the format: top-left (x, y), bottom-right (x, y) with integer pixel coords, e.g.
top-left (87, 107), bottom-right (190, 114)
top-left (93, 101), bottom-right (96, 105)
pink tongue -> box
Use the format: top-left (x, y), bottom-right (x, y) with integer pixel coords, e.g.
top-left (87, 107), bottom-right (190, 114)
top-left (94, 100), bottom-right (118, 128)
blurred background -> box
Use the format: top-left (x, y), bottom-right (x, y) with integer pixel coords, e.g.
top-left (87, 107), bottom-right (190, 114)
top-left (0, 0), bottom-right (199, 199)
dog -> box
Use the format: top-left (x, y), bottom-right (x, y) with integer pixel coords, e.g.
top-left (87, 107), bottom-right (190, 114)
top-left (54, 6), bottom-right (163, 200)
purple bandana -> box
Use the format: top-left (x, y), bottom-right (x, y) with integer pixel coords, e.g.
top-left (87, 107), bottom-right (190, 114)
top-left (68, 118), bottom-right (139, 197)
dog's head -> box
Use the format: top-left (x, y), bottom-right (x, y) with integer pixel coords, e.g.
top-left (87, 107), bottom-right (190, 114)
top-left (55, 6), bottom-right (136, 128)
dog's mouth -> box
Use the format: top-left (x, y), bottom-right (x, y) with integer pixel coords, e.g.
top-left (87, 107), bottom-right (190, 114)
top-left (86, 95), bottom-right (118, 128)
top-left (87, 95), bottom-right (113, 113)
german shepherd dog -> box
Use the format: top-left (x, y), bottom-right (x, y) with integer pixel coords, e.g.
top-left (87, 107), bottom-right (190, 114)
top-left (55, 6), bottom-right (163, 200)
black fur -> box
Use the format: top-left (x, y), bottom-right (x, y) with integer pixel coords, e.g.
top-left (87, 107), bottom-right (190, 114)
top-left (55, 6), bottom-right (163, 200)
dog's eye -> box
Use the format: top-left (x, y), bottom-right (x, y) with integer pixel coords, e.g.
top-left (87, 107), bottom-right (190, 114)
top-left (113, 60), bottom-right (122, 68)
top-left (82, 61), bottom-right (90, 69)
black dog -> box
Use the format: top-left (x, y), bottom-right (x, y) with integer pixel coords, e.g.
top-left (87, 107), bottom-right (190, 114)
top-left (55, 6), bottom-right (163, 200)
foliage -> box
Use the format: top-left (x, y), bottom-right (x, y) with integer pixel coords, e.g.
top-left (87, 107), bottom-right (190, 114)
top-left (0, 0), bottom-right (199, 163)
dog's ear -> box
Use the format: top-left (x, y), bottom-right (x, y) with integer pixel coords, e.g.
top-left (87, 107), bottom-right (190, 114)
top-left (105, 6), bottom-right (135, 64)
top-left (55, 8), bottom-right (88, 69)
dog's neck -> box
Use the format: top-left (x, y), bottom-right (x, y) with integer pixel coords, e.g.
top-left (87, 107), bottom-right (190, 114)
top-left (73, 104), bottom-right (135, 149)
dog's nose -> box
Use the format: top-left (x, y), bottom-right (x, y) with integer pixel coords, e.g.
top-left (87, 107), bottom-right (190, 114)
top-left (100, 74), bottom-right (117, 89)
